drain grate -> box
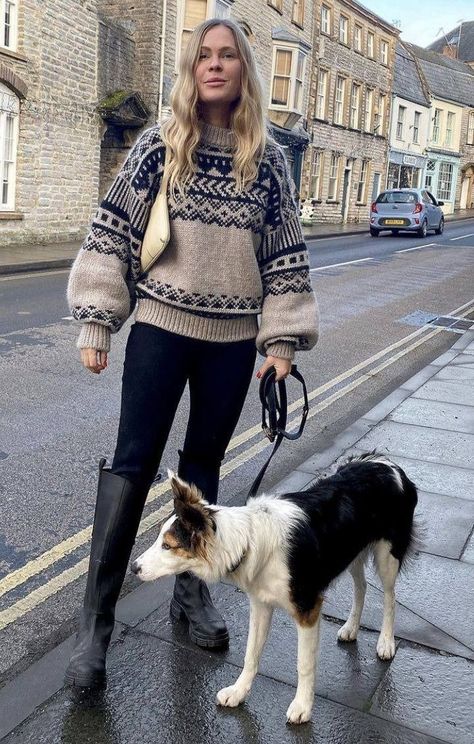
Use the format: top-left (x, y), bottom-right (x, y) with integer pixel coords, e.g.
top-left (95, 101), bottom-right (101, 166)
top-left (399, 311), bottom-right (473, 334)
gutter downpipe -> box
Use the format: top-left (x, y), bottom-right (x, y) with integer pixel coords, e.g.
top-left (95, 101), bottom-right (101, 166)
top-left (157, 0), bottom-right (168, 123)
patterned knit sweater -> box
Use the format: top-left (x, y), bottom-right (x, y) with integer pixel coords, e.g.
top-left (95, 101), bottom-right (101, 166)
top-left (67, 121), bottom-right (319, 360)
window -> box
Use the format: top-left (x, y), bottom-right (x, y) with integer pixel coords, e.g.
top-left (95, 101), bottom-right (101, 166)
top-left (413, 111), bottom-right (421, 143)
top-left (292, 0), bottom-right (304, 27)
top-left (432, 108), bottom-right (441, 143)
top-left (364, 88), bottom-right (373, 132)
top-left (339, 15), bottom-right (348, 45)
top-left (270, 46), bottom-right (307, 112)
top-left (468, 112), bottom-right (474, 145)
top-left (0, 83), bottom-right (19, 210)
top-left (445, 112), bottom-right (455, 146)
top-left (349, 83), bottom-right (361, 129)
top-left (321, 5), bottom-right (331, 35)
top-left (315, 69), bottom-right (328, 120)
top-left (178, 0), bottom-right (231, 59)
top-left (356, 160), bottom-right (369, 203)
top-left (1, 0), bottom-right (17, 50)
top-left (328, 153), bottom-right (341, 200)
top-left (374, 93), bottom-right (386, 135)
top-left (424, 159), bottom-right (436, 190)
top-left (310, 148), bottom-right (323, 199)
top-left (396, 105), bottom-right (406, 140)
top-left (354, 24), bottom-right (362, 52)
top-left (334, 75), bottom-right (345, 125)
top-left (268, 0), bottom-right (283, 11)
top-left (380, 40), bottom-right (389, 65)
top-left (367, 31), bottom-right (374, 58)
top-left (438, 161), bottom-right (454, 201)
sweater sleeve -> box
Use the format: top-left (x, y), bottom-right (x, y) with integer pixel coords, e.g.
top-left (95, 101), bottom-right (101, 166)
top-left (256, 145), bottom-right (319, 359)
top-left (67, 126), bottom-right (164, 351)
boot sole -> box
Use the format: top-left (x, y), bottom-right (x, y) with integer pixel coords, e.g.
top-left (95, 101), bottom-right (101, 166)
top-left (64, 668), bottom-right (107, 690)
top-left (170, 598), bottom-right (229, 649)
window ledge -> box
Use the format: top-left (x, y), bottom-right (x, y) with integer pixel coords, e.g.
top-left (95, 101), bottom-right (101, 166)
top-left (348, 127), bottom-right (362, 133)
top-left (313, 117), bottom-right (329, 124)
top-left (292, 21), bottom-right (304, 31)
top-left (332, 122), bottom-right (346, 129)
top-left (0, 46), bottom-right (28, 63)
top-left (267, 2), bottom-right (283, 14)
top-left (0, 211), bottom-right (24, 220)
top-left (356, 202), bottom-right (368, 206)
top-left (326, 200), bottom-right (340, 204)
top-left (306, 199), bottom-right (322, 204)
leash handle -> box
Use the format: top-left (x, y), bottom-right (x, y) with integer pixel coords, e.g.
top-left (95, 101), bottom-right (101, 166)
top-left (247, 364), bottom-right (309, 500)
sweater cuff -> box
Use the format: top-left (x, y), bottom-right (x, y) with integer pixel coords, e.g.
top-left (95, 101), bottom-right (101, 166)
top-left (265, 341), bottom-right (295, 360)
top-left (76, 323), bottom-right (111, 352)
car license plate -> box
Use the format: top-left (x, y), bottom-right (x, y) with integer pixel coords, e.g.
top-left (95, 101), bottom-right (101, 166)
top-left (384, 219), bottom-right (405, 225)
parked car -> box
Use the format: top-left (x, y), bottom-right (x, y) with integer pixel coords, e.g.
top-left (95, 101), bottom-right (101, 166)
top-left (370, 188), bottom-right (444, 238)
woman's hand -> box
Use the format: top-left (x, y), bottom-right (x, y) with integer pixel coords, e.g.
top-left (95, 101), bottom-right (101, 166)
top-left (80, 348), bottom-right (108, 375)
top-left (256, 355), bottom-right (292, 382)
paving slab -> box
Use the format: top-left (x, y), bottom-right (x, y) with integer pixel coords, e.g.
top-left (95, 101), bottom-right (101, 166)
top-left (370, 644), bottom-right (474, 744)
top-left (432, 364), bottom-right (474, 382)
top-left (462, 533), bottom-right (474, 564)
top-left (389, 398), bottom-right (474, 434)
top-left (139, 582), bottom-right (389, 712)
top-left (2, 631), bottom-right (444, 744)
top-left (416, 491), bottom-right (474, 560)
top-left (356, 420), bottom-right (474, 469)
top-left (450, 352), bottom-right (474, 365)
top-left (412, 379), bottom-right (474, 407)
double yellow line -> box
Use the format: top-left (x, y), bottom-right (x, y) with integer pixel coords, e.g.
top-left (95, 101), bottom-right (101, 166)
top-left (0, 299), bottom-right (473, 632)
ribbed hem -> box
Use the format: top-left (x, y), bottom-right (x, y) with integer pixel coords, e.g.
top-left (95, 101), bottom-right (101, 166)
top-left (265, 342), bottom-right (295, 360)
top-left (135, 298), bottom-right (258, 343)
top-left (76, 322), bottom-right (111, 352)
top-left (199, 121), bottom-right (235, 149)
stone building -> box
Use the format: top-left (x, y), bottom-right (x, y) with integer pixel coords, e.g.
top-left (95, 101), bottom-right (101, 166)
top-left (405, 43), bottom-right (474, 214)
top-left (301, 0), bottom-right (399, 224)
top-left (387, 42), bottom-right (430, 191)
top-left (1, 0), bottom-right (314, 247)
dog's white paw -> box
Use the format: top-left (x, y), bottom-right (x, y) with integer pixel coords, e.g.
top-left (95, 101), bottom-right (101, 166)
top-left (376, 634), bottom-right (396, 660)
top-left (337, 621), bottom-right (359, 642)
top-left (216, 684), bottom-right (248, 708)
top-left (286, 697), bottom-right (312, 725)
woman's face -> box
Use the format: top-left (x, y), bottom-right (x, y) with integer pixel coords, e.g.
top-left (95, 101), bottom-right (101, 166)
top-left (195, 25), bottom-right (242, 115)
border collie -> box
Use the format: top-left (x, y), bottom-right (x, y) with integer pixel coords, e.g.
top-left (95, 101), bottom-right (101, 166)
top-left (132, 453), bottom-right (418, 724)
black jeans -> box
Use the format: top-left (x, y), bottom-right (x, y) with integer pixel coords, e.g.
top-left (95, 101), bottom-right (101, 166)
top-left (111, 323), bottom-right (256, 503)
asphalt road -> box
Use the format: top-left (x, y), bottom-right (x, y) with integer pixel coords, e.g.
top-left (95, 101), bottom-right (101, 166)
top-left (0, 218), bottom-right (473, 686)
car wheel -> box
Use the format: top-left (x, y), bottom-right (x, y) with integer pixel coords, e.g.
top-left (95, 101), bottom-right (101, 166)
top-left (391, 229), bottom-right (399, 236)
top-left (435, 217), bottom-right (444, 235)
top-left (369, 227), bottom-right (379, 237)
top-left (417, 220), bottom-right (428, 238)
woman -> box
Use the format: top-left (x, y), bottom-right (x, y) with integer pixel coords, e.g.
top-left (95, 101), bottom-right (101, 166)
top-left (65, 17), bottom-right (318, 689)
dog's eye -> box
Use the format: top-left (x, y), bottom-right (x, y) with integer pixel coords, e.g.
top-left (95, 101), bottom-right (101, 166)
top-left (162, 543), bottom-right (171, 550)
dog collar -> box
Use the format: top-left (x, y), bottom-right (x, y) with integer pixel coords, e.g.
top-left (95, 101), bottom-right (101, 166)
top-left (228, 550), bottom-right (246, 573)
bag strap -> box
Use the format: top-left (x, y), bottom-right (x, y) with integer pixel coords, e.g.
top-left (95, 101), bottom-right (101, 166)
top-left (246, 365), bottom-right (309, 500)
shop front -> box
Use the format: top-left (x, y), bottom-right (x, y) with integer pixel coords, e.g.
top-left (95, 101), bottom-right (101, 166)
top-left (387, 150), bottom-right (427, 190)
top-left (423, 151), bottom-right (461, 214)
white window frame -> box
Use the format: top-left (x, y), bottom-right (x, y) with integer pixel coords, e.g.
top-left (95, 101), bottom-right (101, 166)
top-left (468, 111), bottom-right (474, 145)
top-left (374, 93), bottom-right (386, 135)
top-left (327, 153), bottom-right (341, 200)
top-left (364, 88), bottom-right (373, 132)
top-left (367, 31), bottom-right (374, 58)
top-left (176, 0), bottom-right (232, 69)
top-left (349, 83), bottom-right (361, 129)
top-left (396, 105), bottom-right (406, 140)
top-left (380, 39), bottom-right (389, 65)
top-left (356, 159), bottom-right (369, 203)
top-left (269, 43), bottom-right (307, 113)
top-left (354, 24), bottom-right (362, 53)
top-left (310, 148), bottom-right (323, 199)
top-left (438, 161), bottom-right (454, 201)
top-left (445, 111), bottom-right (455, 147)
top-left (1, 0), bottom-right (18, 51)
top-left (339, 15), bottom-right (349, 45)
top-left (334, 75), bottom-right (345, 125)
top-left (315, 68), bottom-right (328, 120)
top-left (0, 82), bottom-right (20, 211)
top-left (432, 108), bottom-right (442, 144)
top-left (413, 111), bottom-right (421, 143)
top-left (320, 5), bottom-right (331, 35)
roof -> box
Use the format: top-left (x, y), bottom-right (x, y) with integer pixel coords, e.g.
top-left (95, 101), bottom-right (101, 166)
top-left (393, 42), bottom-right (430, 106)
top-left (404, 43), bottom-right (474, 107)
top-left (427, 21), bottom-right (474, 62)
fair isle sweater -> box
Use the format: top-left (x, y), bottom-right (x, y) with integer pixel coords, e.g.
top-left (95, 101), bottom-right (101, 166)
top-left (67, 122), bottom-right (319, 360)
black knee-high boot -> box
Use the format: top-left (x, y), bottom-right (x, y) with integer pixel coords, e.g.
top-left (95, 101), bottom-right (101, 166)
top-left (64, 460), bottom-right (148, 688)
top-left (171, 450), bottom-right (229, 649)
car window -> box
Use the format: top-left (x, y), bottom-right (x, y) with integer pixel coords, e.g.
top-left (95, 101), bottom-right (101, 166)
top-left (426, 191), bottom-right (438, 205)
top-left (376, 191), bottom-right (417, 204)
top-left (421, 191), bottom-right (431, 204)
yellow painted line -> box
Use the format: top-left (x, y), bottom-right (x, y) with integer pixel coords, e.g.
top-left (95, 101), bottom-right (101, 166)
top-left (0, 300), bottom-right (473, 630)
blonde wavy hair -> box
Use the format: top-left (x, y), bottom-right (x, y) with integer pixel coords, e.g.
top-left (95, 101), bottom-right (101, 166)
top-left (161, 18), bottom-right (268, 197)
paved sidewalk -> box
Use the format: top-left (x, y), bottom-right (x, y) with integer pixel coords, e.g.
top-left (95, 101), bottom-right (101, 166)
top-left (0, 328), bottom-right (473, 743)
top-left (1, 208), bottom-right (474, 276)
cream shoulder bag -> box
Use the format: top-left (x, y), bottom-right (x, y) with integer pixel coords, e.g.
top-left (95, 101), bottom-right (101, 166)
top-left (140, 148), bottom-right (171, 273)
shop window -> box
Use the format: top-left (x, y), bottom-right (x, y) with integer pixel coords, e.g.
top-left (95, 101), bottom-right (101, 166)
top-left (424, 159), bottom-right (436, 190)
top-left (438, 161), bottom-right (454, 201)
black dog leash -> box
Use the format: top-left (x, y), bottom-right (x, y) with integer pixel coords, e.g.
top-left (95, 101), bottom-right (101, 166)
top-left (247, 365), bottom-right (309, 500)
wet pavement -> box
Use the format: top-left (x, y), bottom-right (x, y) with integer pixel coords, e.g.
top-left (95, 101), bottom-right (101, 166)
top-left (0, 315), bottom-right (473, 741)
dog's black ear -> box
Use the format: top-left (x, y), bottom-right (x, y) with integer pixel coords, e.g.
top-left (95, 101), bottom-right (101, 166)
top-left (169, 473), bottom-right (210, 534)
top-left (169, 472), bottom-right (203, 505)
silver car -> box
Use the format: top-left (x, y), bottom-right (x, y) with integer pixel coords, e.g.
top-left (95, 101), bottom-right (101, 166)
top-left (370, 188), bottom-right (445, 238)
